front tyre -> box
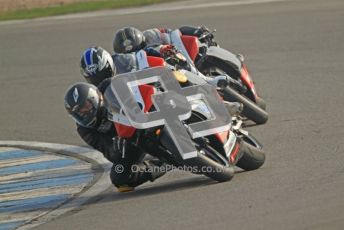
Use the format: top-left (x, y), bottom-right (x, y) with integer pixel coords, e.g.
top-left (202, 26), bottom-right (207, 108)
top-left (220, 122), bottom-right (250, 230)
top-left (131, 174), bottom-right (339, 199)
top-left (236, 141), bottom-right (265, 171)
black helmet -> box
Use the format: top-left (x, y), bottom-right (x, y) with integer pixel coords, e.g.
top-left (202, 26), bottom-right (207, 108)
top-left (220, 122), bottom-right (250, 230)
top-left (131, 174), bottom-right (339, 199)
top-left (113, 27), bottom-right (146, 53)
top-left (80, 46), bottom-right (116, 86)
top-left (64, 82), bottom-right (103, 128)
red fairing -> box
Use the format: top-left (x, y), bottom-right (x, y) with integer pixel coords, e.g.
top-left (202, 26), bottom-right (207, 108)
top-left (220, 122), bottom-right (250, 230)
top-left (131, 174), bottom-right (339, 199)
top-left (181, 35), bottom-right (199, 62)
top-left (114, 55), bottom-right (164, 138)
top-left (115, 123), bottom-right (136, 138)
top-left (230, 143), bottom-right (240, 163)
top-left (114, 85), bottom-right (156, 138)
top-left (215, 131), bottom-right (229, 144)
top-left (139, 85), bottom-right (155, 113)
top-left (240, 64), bottom-right (258, 98)
top-left (147, 56), bottom-right (166, 67)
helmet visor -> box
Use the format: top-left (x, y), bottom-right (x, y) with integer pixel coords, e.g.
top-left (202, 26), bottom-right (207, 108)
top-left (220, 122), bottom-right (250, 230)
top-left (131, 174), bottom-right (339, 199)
top-left (71, 90), bottom-right (100, 127)
top-left (71, 100), bottom-right (98, 127)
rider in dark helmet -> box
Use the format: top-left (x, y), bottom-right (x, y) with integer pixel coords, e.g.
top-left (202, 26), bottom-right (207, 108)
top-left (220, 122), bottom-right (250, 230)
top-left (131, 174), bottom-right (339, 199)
top-left (112, 26), bottom-right (219, 70)
top-left (80, 46), bottom-right (116, 86)
top-left (64, 82), bottom-right (166, 192)
top-left (112, 27), bottom-right (243, 116)
top-left (143, 26), bottom-right (216, 46)
top-left (112, 25), bottom-right (216, 56)
top-left (64, 82), bottom-right (105, 128)
top-left (112, 26), bottom-right (219, 72)
top-left (113, 27), bottom-right (146, 54)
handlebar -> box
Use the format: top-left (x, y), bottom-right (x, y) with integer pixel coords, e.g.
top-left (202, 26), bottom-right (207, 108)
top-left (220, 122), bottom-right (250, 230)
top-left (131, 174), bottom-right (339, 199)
top-left (198, 28), bottom-right (216, 41)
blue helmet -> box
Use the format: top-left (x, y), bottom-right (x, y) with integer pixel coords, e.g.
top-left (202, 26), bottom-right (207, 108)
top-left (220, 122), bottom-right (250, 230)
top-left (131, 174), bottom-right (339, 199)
top-left (80, 46), bottom-right (115, 86)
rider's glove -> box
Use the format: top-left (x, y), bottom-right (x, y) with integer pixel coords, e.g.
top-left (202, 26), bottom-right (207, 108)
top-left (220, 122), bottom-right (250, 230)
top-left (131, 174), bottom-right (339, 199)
top-left (159, 44), bottom-right (176, 59)
top-left (197, 26), bottom-right (210, 34)
top-left (158, 28), bottom-right (172, 33)
top-left (113, 136), bottom-right (128, 159)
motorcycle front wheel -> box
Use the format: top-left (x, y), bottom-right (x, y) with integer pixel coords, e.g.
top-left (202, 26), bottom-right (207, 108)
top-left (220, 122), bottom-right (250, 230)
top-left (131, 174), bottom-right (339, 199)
top-left (182, 112), bottom-right (235, 182)
top-left (236, 141), bottom-right (266, 171)
top-left (185, 144), bottom-right (235, 182)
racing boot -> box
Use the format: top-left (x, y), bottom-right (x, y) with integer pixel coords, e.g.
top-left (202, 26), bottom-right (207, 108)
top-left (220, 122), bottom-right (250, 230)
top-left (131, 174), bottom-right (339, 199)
top-left (117, 185), bottom-right (135, 193)
top-left (114, 159), bottom-right (166, 193)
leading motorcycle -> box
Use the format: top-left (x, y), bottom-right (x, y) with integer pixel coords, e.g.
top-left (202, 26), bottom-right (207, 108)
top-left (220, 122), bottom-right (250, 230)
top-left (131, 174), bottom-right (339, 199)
top-left (179, 26), bottom-right (267, 111)
top-left (148, 29), bottom-right (269, 125)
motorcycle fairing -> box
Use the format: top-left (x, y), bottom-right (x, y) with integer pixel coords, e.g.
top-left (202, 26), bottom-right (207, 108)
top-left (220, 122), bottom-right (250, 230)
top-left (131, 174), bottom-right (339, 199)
top-left (204, 46), bottom-right (242, 71)
top-left (240, 63), bottom-right (257, 98)
top-left (114, 84), bottom-right (156, 138)
top-left (181, 35), bottom-right (199, 62)
top-left (147, 56), bottom-right (166, 67)
top-left (112, 52), bottom-right (165, 138)
top-left (169, 30), bottom-right (195, 66)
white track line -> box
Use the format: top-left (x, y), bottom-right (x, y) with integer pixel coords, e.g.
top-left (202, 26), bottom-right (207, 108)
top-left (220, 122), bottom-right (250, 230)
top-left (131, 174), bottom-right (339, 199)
top-left (0, 164), bottom-right (91, 183)
top-left (0, 154), bottom-right (63, 168)
top-left (0, 147), bottom-right (19, 152)
top-left (0, 0), bottom-right (287, 25)
top-left (0, 184), bottom-right (85, 206)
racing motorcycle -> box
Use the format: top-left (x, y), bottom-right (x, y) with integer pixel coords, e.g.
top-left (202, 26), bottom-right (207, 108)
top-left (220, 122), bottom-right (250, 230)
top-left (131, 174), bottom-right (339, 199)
top-left (104, 66), bottom-right (265, 182)
top-left (179, 26), bottom-right (267, 111)
top-left (149, 29), bottom-right (269, 125)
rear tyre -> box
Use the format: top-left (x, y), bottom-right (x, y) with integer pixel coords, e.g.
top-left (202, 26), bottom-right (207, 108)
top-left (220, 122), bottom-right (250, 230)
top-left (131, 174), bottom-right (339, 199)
top-left (200, 60), bottom-right (268, 115)
top-left (222, 87), bottom-right (268, 124)
top-left (255, 97), bottom-right (267, 111)
top-left (236, 141), bottom-right (265, 171)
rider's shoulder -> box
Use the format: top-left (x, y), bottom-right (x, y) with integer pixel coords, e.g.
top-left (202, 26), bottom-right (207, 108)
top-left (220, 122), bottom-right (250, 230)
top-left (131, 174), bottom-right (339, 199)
top-left (97, 78), bottom-right (111, 94)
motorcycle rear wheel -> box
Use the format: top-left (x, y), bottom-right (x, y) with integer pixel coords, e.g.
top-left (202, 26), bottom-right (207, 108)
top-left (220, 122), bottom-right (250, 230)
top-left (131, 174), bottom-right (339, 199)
top-left (255, 96), bottom-right (267, 111)
top-left (222, 87), bottom-right (269, 125)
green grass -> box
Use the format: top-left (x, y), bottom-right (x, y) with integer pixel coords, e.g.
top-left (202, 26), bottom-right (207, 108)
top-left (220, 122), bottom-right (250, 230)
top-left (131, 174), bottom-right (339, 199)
top-left (0, 0), bottom-right (176, 21)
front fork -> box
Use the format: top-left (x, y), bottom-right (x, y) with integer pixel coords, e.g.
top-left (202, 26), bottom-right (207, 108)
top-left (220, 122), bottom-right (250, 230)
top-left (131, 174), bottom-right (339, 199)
top-left (231, 117), bottom-right (263, 150)
top-left (226, 117), bottom-right (263, 165)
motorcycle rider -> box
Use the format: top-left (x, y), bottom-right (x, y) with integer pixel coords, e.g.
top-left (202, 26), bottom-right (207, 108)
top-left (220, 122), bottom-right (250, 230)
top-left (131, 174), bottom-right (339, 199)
top-left (69, 48), bottom-right (168, 192)
top-left (112, 26), bottom-right (216, 54)
top-left (73, 46), bottom-right (245, 192)
top-left (112, 27), bottom-right (243, 115)
top-left (112, 26), bottom-right (224, 78)
top-left (80, 46), bottom-right (116, 86)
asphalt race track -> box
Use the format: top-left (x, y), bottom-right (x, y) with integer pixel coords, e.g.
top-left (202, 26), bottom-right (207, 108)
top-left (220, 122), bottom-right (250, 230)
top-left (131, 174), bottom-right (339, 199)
top-left (0, 0), bottom-right (344, 229)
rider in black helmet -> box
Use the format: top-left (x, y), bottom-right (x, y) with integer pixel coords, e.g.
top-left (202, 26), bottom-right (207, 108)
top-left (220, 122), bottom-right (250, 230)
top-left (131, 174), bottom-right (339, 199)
top-left (113, 27), bottom-right (147, 54)
top-left (112, 26), bottom-right (243, 116)
top-left (64, 82), bottom-right (166, 192)
top-left (112, 26), bottom-right (216, 55)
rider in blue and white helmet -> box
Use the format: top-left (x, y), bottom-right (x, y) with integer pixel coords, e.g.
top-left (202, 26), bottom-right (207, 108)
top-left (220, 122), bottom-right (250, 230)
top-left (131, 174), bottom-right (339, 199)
top-left (80, 46), bottom-right (116, 86)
